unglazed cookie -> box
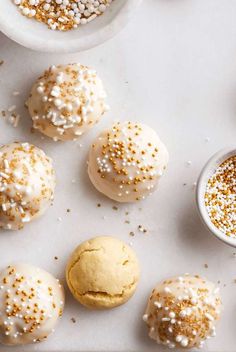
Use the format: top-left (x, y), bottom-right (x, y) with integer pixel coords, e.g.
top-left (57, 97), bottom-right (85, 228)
top-left (27, 63), bottom-right (109, 141)
top-left (88, 121), bottom-right (168, 202)
top-left (143, 274), bottom-right (222, 349)
top-left (66, 236), bottom-right (140, 309)
top-left (0, 142), bottom-right (55, 230)
top-left (0, 263), bottom-right (64, 345)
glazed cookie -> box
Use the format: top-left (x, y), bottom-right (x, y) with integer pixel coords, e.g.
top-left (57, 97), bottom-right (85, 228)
top-left (27, 63), bottom-right (109, 141)
top-left (0, 263), bottom-right (64, 345)
top-left (66, 236), bottom-right (140, 309)
top-left (0, 142), bottom-right (55, 230)
top-left (143, 274), bottom-right (222, 349)
top-left (88, 121), bottom-right (168, 202)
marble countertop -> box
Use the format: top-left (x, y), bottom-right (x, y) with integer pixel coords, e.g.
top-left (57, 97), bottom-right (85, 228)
top-left (0, 1), bottom-right (236, 351)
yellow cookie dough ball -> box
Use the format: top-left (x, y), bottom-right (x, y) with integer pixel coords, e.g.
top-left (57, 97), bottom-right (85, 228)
top-left (27, 63), bottom-right (109, 141)
top-left (0, 142), bottom-right (56, 230)
top-left (88, 121), bottom-right (169, 202)
top-left (143, 274), bottom-right (222, 349)
top-left (66, 236), bottom-right (140, 309)
top-left (0, 263), bottom-right (64, 346)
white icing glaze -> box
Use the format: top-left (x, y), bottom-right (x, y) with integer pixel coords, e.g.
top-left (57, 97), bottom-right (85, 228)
top-left (143, 274), bottom-right (222, 349)
top-left (0, 263), bottom-right (64, 345)
top-left (88, 121), bottom-right (169, 202)
top-left (27, 63), bottom-right (108, 141)
top-left (0, 142), bottom-right (55, 230)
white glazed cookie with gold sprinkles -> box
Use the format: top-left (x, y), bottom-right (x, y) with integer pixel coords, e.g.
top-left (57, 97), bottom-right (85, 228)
top-left (0, 263), bottom-right (64, 345)
top-left (27, 63), bottom-right (109, 141)
top-left (88, 121), bottom-right (169, 202)
top-left (143, 274), bottom-right (222, 349)
top-left (0, 142), bottom-right (55, 230)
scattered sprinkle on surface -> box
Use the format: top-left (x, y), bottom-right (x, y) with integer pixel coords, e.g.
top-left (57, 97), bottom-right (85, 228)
top-left (0, 109), bottom-right (21, 128)
top-left (138, 225), bottom-right (147, 233)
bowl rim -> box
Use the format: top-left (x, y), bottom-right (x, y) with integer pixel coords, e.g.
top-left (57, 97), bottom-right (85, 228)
top-left (0, 0), bottom-right (142, 53)
top-left (196, 146), bottom-right (236, 247)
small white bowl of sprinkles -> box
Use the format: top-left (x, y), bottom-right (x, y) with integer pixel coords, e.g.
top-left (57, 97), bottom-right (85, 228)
top-left (0, 0), bottom-right (142, 53)
top-left (197, 147), bottom-right (236, 247)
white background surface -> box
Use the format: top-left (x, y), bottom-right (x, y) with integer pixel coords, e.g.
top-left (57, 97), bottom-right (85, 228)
top-left (0, 1), bottom-right (236, 351)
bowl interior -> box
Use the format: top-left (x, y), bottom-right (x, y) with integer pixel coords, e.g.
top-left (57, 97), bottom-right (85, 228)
top-left (197, 147), bottom-right (236, 247)
top-left (0, 0), bottom-right (140, 52)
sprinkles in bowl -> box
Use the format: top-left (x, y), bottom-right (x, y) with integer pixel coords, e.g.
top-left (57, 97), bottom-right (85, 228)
top-left (205, 155), bottom-right (236, 238)
top-left (13, 0), bottom-right (113, 31)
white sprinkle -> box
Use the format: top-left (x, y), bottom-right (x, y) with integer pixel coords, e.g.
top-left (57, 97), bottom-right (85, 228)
top-left (180, 337), bottom-right (188, 347)
top-left (176, 335), bottom-right (183, 343)
top-left (154, 301), bottom-right (162, 308)
top-left (8, 105), bottom-right (16, 112)
top-left (205, 313), bottom-right (214, 321)
top-left (3, 159), bottom-right (9, 170)
top-left (162, 317), bottom-right (170, 322)
top-left (169, 312), bottom-right (175, 318)
top-left (37, 86), bottom-right (44, 94)
top-left (142, 314), bottom-right (148, 322)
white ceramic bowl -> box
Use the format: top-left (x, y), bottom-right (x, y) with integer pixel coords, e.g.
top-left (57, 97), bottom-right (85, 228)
top-left (196, 147), bottom-right (236, 247)
top-left (0, 0), bottom-right (142, 53)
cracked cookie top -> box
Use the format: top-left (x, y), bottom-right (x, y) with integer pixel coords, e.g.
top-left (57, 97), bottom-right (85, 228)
top-left (66, 236), bottom-right (140, 309)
